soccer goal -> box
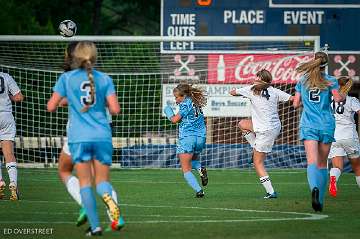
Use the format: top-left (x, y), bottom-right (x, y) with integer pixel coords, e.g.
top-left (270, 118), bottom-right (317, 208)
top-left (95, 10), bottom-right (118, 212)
top-left (0, 35), bottom-right (319, 168)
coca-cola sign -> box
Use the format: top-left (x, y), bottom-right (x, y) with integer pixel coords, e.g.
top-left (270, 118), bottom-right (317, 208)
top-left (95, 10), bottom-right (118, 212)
top-left (208, 54), bottom-right (313, 84)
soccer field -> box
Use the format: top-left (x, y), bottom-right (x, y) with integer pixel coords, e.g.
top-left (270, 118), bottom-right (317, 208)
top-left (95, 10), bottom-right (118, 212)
top-left (0, 168), bottom-right (359, 239)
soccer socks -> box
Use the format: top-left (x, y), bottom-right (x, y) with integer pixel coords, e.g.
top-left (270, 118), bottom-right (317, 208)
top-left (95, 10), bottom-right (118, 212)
top-left (112, 189), bottom-right (118, 204)
top-left (318, 168), bottom-right (328, 204)
top-left (307, 163), bottom-right (318, 190)
top-left (96, 181), bottom-right (113, 197)
top-left (243, 131), bottom-right (255, 147)
top-left (259, 176), bottom-right (275, 194)
top-left (330, 168), bottom-right (341, 182)
top-left (6, 162), bottom-right (17, 186)
top-left (65, 176), bottom-right (82, 206)
top-left (191, 160), bottom-right (201, 172)
top-left (183, 171), bottom-right (202, 192)
top-left (356, 176), bottom-right (360, 188)
top-left (80, 186), bottom-right (100, 231)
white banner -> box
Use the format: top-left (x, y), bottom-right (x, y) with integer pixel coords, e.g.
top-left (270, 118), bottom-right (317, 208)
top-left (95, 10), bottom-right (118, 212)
top-left (162, 84), bottom-right (251, 117)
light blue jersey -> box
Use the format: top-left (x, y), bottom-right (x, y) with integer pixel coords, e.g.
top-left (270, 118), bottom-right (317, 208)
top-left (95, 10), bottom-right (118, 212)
top-left (53, 69), bottom-right (115, 144)
top-left (295, 74), bottom-right (339, 131)
top-left (178, 97), bottom-right (206, 138)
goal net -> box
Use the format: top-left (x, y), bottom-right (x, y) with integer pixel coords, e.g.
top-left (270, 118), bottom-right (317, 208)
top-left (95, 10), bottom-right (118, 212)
top-left (0, 36), bottom-right (319, 168)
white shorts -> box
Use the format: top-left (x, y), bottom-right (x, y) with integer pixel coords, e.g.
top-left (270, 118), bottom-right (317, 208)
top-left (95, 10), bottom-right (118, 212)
top-left (328, 139), bottom-right (360, 159)
top-left (62, 138), bottom-right (71, 156)
top-left (0, 113), bottom-right (16, 141)
top-left (254, 127), bottom-right (281, 153)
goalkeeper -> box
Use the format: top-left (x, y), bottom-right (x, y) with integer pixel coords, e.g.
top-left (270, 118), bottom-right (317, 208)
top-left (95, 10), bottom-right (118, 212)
top-left (328, 76), bottom-right (360, 197)
top-left (164, 84), bottom-right (208, 198)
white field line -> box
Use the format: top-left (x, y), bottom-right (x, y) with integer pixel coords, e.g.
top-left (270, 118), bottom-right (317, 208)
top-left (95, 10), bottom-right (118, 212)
top-left (0, 200), bottom-right (328, 224)
top-left (16, 178), bottom-right (358, 186)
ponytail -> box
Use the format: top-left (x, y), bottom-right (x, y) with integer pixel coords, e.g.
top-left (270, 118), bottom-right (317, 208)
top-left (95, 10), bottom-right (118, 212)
top-left (251, 69), bottom-right (272, 96)
top-left (81, 60), bottom-right (95, 112)
top-left (296, 52), bottom-right (329, 90)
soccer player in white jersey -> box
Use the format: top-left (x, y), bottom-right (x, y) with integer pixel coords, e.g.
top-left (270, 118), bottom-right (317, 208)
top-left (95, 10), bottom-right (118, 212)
top-left (328, 76), bottom-right (360, 197)
top-left (0, 72), bottom-right (24, 200)
top-left (230, 69), bottom-right (292, 199)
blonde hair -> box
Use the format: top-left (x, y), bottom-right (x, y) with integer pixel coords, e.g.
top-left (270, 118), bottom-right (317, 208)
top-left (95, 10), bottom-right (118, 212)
top-left (71, 41), bottom-right (97, 112)
top-left (173, 84), bottom-right (207, 108)
top-left (251, 69), bottom-right (272, 96)
top-left (296, 51), bottom-right (329, 90)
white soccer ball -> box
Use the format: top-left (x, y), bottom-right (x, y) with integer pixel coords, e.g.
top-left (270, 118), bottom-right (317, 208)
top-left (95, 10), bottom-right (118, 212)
top-left (59, 20), bottom-right (77, 37)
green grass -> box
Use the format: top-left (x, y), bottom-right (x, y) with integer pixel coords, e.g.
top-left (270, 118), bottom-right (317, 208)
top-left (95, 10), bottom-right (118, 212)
top-left (0, 168), bottom-right (360, 239)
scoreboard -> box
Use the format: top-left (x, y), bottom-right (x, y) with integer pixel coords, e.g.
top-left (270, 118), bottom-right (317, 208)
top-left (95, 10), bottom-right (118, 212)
top-left (161, 0), bottom-right (360, 52)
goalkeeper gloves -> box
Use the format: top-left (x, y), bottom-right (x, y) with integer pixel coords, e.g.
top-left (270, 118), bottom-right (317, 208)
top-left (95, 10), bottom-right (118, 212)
top-left (164, 105), bottom-right (175, 121)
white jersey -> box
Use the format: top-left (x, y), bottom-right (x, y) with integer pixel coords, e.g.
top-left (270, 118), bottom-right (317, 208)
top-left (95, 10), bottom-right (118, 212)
top-left (0, 72), bottom-right (21, 113)
top-left (235, 85), bottom-right (291, 132)
top-left (332, 96), bottom-right (360, 140)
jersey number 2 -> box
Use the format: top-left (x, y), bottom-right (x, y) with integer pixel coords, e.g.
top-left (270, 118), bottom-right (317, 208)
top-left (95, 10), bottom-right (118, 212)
top-left (309, 89), bottom-right (320, 102)
top-left (80, 81), bottom-right (96, 106)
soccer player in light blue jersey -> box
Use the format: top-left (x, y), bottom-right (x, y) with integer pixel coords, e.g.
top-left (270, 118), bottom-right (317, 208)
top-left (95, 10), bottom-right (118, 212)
top-left (293, 51), bottom-right (344, 212)
top-left (164, 84), bottom-right (208, 198)
top-left (47, 41), bottom-right (124, 236)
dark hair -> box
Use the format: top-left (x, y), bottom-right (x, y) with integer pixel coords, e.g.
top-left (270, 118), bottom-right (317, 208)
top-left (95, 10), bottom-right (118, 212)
top-left (63, 42), bottom-right (79, 72)
top-left (296, 51), bottom-right (329, 90)
top-left (173, 84), bottom-right (207, 108)
top-left (251, 69), bottom-right (272, 96)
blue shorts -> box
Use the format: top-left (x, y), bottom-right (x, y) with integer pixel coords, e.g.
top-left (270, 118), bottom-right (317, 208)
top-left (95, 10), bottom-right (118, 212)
top-left (69, 142), bottom-right (113, 166)
top-left (300, 127), bottom-right (335, 144)
top-left (176, 136), bottom-right (206, 154)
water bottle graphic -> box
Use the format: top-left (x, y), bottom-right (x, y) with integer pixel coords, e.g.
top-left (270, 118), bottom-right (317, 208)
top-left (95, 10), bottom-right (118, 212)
top-left (217, 55), bottom-right (225, 82)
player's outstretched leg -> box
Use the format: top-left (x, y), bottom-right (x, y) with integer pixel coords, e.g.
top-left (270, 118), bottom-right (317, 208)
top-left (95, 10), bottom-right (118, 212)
top-left (96, 181), bottom-right (125, 231)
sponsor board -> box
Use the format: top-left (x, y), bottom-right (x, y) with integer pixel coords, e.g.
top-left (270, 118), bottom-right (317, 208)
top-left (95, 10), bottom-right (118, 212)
top-left (162, 84), bottom-right (251, 117)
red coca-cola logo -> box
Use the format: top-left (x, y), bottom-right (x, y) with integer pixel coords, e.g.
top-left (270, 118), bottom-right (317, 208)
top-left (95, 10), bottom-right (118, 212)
top-left (208, 54), bottom-right (313, 84)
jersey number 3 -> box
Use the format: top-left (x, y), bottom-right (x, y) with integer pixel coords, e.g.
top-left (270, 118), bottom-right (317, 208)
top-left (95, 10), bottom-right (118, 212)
top-left (80, 81), bottom-right (96, 106)
top-left (309, 89), bottom-right (320, 102)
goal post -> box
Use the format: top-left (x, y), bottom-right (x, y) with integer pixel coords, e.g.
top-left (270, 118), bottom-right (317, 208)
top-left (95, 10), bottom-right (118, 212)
top-left (0, 35), bottom-right (319, 168)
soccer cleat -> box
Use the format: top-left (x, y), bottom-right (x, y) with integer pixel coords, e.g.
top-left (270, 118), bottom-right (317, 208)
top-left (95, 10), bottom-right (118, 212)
top-left (9, 182), bottom-right (19, 201)
top-left (85, 227), bottom-right (102, 236)
top-left (0, 180), bottom-right (6, 199)
top-left (76, 207), bottom-right (88, 227)
top-left (329, 176), bottom-right (337, 197)
top-left (264, 192), bottom-right (278, 199)
top-left (200, 167), bottom-right (208, 186)
top-left (102, 193), bottom-right (120, 222)
top-left (311, 187), bottom-right (322, 212)
top-left (106, 216), bottom-right (126, 231)
top-left (195, 189), bottom-right (205, 198)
